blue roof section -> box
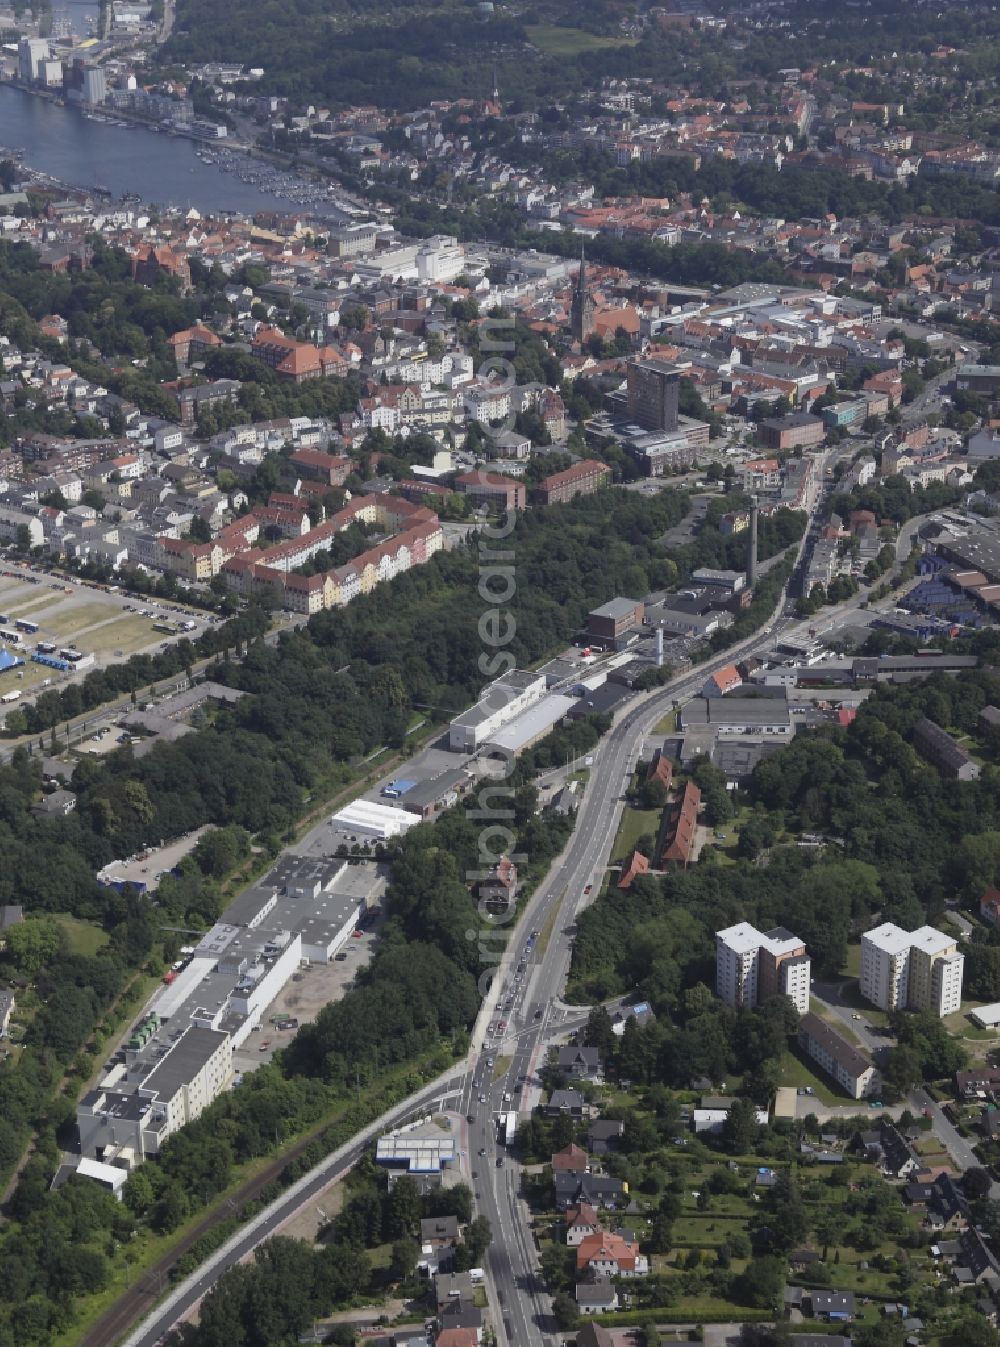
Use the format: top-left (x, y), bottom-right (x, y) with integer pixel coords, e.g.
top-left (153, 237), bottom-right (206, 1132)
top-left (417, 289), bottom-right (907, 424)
top-left (0, 649), bottom-right (24, 672)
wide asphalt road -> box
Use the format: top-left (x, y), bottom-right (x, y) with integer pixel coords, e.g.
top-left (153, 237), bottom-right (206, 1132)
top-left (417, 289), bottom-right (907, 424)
top-left (457, 586), bottom-right (843, 1345)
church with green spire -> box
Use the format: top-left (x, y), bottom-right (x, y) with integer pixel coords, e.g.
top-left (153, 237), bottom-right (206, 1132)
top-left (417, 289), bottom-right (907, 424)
top-left (570, 247), bottom-right (595, 343)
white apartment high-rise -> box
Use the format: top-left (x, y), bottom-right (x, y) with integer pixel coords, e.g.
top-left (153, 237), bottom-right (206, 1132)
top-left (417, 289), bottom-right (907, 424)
top-left (716, 922), bottom-right (811, 1015)
top-left (18, 38), bottom-right (50, 85)
top-left (716, 922), bottom-right (761, 1009)
top-left (860, 922), bottom-right (912, 1010)
top-left (860, 922), bottom-right (964, 1018)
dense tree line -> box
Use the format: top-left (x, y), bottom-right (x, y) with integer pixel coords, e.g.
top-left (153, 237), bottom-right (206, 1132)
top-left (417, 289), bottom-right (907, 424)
top-left (830, 476), bottom-right (964, 527)
top-left (161, 0), bottom-right (999, 120)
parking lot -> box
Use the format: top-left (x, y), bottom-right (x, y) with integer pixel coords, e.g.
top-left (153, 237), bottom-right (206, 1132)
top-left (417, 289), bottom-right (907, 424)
top-left (0, 560), bottom-right (214, 710)
top-left (231, 922), bottom-right (381, 1075)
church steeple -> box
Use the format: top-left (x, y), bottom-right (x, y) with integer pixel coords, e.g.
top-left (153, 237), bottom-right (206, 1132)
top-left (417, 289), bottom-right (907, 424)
top-left (570, 243), bottom-right (595, 343)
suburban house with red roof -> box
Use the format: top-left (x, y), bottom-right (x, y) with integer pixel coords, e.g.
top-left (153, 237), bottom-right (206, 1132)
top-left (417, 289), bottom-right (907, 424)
top-left (980, 887), bottom-right (1000, 926)
top-left (702, 663), bottom-right (742, 698)
top-left (575, 1230), bottom-right (649, 1277)
top-left (168, 325), bottom-right (222, 368)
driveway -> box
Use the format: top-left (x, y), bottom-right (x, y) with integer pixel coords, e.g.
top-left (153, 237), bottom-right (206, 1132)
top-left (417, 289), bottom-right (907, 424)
top-left (811, 981), bottom-right (886, 1059)
top-left (909, 1087), bottom-right (981, 1173)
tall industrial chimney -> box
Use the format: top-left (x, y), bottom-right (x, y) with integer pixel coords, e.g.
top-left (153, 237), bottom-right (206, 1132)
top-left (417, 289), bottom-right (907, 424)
top-left (656, 627), bottom-right (664, 669)
top-left (747, 497), bottom-right (759, 588)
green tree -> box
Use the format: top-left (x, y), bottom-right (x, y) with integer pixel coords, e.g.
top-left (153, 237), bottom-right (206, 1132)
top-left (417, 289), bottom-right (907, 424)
top-left (389, 1236), bottom-right (420, 1281)
top-left (1, 918), bottom-right (66, 975)
top-left (734, 1254), bottom-right (786, 1310)
top-left (722, 1097), bottom-right (760, 1154)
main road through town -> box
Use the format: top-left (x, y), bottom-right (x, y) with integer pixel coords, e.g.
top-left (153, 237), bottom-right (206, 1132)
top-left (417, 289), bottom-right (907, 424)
top-left (122, 470), bottom-right (877, 1347)
top-left (458, 595), bottom-right (816, 1347)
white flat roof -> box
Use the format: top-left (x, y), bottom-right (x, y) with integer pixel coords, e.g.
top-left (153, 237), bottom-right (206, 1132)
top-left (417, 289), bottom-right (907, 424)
top-left (717, 922), bottom-right (763, 955)
top-left (149, 955), bottom-right (214, 1019)
top-left (863, 922), bottom-right (913, 956)
top-left (910, 925), bottom-right (956, 957)
top-left (77, 1156), bottom-right (128, 1189)
top-left (486, 693), bottom-right (576, 754)
top-left (971, 1003), bottom-right (1000, 1027)
top-left (331, 799), bottom-right (421, 838)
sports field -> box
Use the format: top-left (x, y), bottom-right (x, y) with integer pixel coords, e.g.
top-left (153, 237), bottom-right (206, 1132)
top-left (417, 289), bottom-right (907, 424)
top-left (0, 568), bottom-right (209, 718)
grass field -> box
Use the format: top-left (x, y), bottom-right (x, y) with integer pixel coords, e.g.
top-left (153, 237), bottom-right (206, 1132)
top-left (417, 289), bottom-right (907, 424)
top-left (775, 1046), bottom-right (841, 1106)
top-left (673, 1214), bottom-right (749, 1245)
top-left (534, 900), bottom-right (561, 961)
top-left (525, 23), bottom-right (636, 55)
top-left (0, 592), bottom-right (64, 618)
top-left (52, 914), bottom-right (109, 957)
top-left (841, 943), bottom-right (861, 978)
top-left (943, 1002), bottom-right (997, 1041)
top-left (492, 1054), bottom-right (512, 1082)
top-left (43, 603), bottom-right (121, 637)
top-left (94, 615), bottom-right (159, 658)
top-left (612, 803), bottom-right (662, 862)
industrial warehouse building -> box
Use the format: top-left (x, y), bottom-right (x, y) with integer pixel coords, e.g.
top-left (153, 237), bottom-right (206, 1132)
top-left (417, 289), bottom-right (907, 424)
top-left (449, 670), bottom-right (547, 752)
top-left (76, 853), bottom-right (382, 1171)
top-left (330, 798), bottom-right (422, 839)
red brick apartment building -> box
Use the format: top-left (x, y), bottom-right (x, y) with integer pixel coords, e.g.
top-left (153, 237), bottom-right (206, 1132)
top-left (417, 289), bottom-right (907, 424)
top-left (534, 458), bottom-right (611, 505)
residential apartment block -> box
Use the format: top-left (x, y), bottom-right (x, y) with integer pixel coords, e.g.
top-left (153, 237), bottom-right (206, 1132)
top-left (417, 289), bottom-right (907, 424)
top-left (860, 922), bottom-right (964, 1018)
top-left (715, 921), bottom-right (811, 1014)
top-left (912, 717), bottom-right (980, 781)
top-left (798, 1012), bottom-right (879, 1099)
top-left (534, 458), bottom-right (611, 505)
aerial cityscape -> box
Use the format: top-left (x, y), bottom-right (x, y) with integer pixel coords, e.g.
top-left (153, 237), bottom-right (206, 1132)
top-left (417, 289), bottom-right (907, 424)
top-left (5, 2), bottom-right (1000, 1347)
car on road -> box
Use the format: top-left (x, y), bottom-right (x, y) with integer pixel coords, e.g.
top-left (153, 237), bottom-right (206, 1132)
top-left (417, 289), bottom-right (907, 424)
top-left (478, 1148), bottom-right (486, 1156)
top-left (496, 1158), bottom-right (503, 1168)
top-left (478, 1093), bottom-right (487, 1103)
top-left (584, 884), bottom-right (592, 894)
top-left (467, 1114), bottom-right (476, 1123)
